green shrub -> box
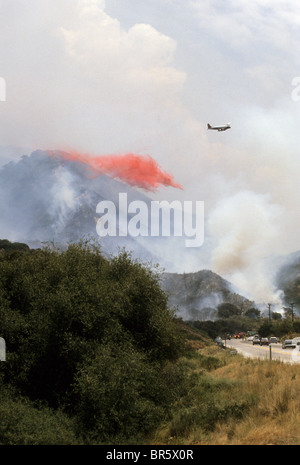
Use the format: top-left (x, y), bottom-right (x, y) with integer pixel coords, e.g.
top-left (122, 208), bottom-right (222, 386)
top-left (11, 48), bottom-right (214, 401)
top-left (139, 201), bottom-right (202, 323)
top-left (0, 384), bottom-right (77, 445)
top-left (73, 341), bottom-right (192, 443)
top-left (197, 354), bottom-right (224, 371)
top-left (168, 372), bottom-right (251, 438)
top-left (0, 241), bottom-right (186, 443)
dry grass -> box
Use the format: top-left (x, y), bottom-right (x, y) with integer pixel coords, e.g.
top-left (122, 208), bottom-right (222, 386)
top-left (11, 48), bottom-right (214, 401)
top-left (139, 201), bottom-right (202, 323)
top-left (152, 345), bottom-right (300, 445)
top-left (197, 355), bottom-right (300, 445)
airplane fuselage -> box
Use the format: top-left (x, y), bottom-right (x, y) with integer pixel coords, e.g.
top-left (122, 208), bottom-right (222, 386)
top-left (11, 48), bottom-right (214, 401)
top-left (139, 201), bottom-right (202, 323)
top-left (207, 123), bottom-right (231, 131)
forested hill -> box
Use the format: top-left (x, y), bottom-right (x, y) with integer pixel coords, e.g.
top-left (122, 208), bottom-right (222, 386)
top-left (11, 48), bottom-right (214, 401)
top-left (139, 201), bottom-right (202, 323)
top-left (161, 270), bottom-right (254, 320)
top-left (0, 239), bottom-right (30, 252)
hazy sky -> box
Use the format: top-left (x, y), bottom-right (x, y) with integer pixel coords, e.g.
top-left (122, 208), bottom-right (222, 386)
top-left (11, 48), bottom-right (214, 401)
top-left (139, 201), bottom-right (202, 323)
top-left (1, 0), bottom-right (300, 303)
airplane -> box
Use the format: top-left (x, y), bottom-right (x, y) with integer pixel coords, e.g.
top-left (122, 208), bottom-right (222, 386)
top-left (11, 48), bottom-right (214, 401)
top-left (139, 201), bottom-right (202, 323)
top-left (207, 122), bottom-right (231, 132)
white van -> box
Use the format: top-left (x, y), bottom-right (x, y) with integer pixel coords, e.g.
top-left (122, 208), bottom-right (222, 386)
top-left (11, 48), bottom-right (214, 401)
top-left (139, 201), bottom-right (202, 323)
top-left (282, 337), bottom-right (300, 349)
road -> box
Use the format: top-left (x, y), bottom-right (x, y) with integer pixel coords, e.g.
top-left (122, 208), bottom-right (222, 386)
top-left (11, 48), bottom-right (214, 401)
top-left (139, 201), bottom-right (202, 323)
top-left (224, 338), bottom-right (300, 364)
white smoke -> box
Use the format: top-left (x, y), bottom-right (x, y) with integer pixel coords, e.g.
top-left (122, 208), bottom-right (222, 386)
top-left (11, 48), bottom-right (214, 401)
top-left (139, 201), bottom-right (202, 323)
top-left (207, 190), bottom-right (284, 307)
top-left (48, 166), bottom-right (78, 234)
top-left (0, 1), bottom-right (300, 310)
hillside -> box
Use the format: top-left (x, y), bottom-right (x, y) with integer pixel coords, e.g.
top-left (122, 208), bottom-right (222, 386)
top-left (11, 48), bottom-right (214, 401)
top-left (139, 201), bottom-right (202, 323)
top-left (0, 149), bottom-right (198, 270)
top-left (1, 149), bottom-right (298, 321)
top-left (161, 270), bottom-right (254, 320)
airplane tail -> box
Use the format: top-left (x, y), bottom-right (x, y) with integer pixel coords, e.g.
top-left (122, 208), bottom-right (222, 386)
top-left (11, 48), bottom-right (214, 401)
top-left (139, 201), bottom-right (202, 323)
top-left (207, 123), bottom-right (212, 129)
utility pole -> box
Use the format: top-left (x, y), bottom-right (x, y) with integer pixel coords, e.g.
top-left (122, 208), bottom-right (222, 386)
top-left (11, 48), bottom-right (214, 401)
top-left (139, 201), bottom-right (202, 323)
top-left (267, 303), bottom-right (272, 321)
top-left (290, 303), bottom-right (295, 322)
top-left (267, 304), bottom-right (272, 360)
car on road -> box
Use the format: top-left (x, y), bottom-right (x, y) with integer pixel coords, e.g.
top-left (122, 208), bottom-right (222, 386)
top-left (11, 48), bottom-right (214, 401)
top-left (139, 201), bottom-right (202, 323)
top-left (269, 336), bottom-right (279, 344)
top-left (234, 332), bottom-right (246, 339)
top-left (260, 337), bottom-right (270, 346)
top-left (214, 336), bottom-right (224, 347)
top-left (252, 336), bottom-right (261, 345)
top-left (282, 338), bottom-right (300, 349)
top-left (282, 339), bottom-right (294, 349)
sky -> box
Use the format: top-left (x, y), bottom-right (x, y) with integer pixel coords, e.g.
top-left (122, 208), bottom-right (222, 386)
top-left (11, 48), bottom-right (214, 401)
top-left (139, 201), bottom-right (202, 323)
top-left (1, 0), bottom-right (300, 305)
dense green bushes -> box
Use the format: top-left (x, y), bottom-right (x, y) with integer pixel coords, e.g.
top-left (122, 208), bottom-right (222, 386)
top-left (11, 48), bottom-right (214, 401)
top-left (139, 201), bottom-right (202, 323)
top-left (0, 241), bottom-right (185, 443)
top-left (0, 376), bottom-right (77, 444)
top-left (0, 240), bottom-right (255, 445)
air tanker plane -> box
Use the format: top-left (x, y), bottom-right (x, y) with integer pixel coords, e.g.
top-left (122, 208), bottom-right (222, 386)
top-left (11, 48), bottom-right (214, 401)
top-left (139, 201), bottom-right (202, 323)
top-left (207, 122), bottom-right (231, 132)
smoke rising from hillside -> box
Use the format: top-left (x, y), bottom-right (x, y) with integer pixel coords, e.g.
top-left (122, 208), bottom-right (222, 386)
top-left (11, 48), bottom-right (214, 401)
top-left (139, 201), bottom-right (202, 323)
top-left (0, 150), bottom-right (189, 267)
top-left (208, 190), bottom-right (285, 309)
top-left (0, 148), bottom-right (296, 311)
top-left (1, 1), bottom-right (300, 309)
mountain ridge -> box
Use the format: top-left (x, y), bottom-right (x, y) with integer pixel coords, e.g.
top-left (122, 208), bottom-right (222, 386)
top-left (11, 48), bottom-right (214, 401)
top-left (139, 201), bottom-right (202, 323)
top-left (160, 269), bottom-right (255, 320)
top-left (1, 148), bottom-right (299, 320)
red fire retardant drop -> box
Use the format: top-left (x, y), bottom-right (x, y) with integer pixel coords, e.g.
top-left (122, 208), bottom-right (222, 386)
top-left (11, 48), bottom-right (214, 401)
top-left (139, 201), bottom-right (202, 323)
top-left (49, 150), bottom-right (183, 192)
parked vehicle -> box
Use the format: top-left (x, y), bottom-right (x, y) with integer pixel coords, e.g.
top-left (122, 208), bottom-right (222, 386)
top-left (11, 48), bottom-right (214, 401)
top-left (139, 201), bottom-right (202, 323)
top-left (260, 337), bottom-right (269, 346)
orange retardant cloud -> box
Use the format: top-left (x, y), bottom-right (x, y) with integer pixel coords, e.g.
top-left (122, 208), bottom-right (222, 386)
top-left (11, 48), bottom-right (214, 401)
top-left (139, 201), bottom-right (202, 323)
top-left (48, 150), bottom-right (183, 192)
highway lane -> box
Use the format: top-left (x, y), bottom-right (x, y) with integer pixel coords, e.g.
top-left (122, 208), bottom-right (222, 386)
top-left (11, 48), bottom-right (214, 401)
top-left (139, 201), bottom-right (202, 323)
top-left (224, 339), bottom-right (300, 364)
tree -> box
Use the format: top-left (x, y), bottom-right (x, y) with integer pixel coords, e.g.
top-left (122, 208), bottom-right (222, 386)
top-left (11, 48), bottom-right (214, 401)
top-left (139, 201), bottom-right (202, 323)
top-left (0, 239), bottom-right (30, 252)
top-left (276, 319), bottom-right (293, 337)
top-left (292, 320), bottom-right (300, 333)
top-left (271, 312), bottom-right (282, 321)
top-left (258, 320), bottom-right (273, 337)
top-left (217, 303), bottom-right (241, 319)
top-left (0, 241), bottom-right (186, 441)
top-left (244, 307), bottom-right (260, 319)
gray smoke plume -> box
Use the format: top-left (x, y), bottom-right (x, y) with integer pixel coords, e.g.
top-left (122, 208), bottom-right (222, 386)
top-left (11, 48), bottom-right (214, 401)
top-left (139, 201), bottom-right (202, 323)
top-left (0, 148), bottom-right (297, 316)
top-left (0, 149), bottom-right (198, 267)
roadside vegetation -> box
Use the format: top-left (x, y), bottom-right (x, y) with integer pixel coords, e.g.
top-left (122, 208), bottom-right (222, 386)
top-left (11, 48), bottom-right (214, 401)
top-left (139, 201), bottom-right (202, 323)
top-left (150, 343), bottom-right (300, 445)
top-left (191, 307), bottom-right (300, 342)
top-left (0, 239), bottom-right (300, 445)
top-left (0, 240), bottom-right (186, 444)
